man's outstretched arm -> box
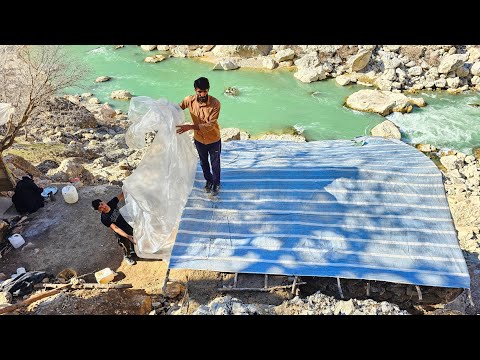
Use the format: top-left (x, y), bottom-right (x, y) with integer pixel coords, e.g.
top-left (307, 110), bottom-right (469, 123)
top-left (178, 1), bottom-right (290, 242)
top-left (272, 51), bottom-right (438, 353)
top-left (110, 223), bottom-right (136, 244)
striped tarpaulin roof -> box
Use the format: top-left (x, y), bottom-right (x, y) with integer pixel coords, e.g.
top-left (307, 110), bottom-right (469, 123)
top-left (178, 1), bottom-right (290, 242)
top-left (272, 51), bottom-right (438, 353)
top-left (168, 138), bottom-right (470, 289)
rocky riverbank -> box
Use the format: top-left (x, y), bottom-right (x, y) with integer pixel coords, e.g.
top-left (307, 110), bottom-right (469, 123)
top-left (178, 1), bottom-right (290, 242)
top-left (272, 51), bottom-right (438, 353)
top-left (137, 45), bottom-right (480, 93)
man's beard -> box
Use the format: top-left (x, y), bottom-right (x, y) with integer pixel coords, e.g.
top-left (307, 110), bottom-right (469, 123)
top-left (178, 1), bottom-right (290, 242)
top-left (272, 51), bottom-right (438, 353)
top-left (198, 95), bottom-right (208, 103)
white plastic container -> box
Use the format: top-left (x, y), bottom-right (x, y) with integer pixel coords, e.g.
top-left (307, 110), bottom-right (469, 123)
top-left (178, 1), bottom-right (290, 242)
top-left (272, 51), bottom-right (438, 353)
top-left (62, 185), bottom-right (79, 204)
top-left (16, 267), bottom-right (26, 275)
top-left (8, 234), bottom-right (25, 249)
top-left (94, 268), bottom-right (117, 284)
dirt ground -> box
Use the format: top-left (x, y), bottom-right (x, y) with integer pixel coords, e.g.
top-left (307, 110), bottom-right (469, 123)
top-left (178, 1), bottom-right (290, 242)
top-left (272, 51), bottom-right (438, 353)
top-left (1, 185), bottom-right (475, 315)
top-left (0, 185), bottom-right (294, 315)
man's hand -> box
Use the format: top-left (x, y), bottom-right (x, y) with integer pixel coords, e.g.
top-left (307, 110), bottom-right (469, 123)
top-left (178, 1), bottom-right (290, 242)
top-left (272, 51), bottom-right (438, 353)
top-left (127, 235), bottom-right (137, 245)
top-left (176, 124), bottom-right (194, 134)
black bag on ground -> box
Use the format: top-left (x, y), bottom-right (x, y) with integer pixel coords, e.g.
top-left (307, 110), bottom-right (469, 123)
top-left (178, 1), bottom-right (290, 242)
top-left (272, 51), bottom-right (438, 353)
top-left (11, 176), bottom-right (45, 214)
top-left (0, 271), bottom-right (48, 297)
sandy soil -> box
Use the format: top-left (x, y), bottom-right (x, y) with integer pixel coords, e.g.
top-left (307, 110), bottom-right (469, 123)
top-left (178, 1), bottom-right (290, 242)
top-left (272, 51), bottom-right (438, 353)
top-left (0, 185), bottom-right (294, 314)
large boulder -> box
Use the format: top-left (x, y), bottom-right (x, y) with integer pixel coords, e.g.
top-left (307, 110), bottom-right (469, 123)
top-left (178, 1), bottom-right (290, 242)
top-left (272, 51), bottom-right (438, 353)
top-left (294, 67), bottom-right (326, 83)
top-left (468, 46), bottom-right (480, 62)
top-left (346, 49), bottom-right (373, 72)
top-left (370, 120), bottom-right (401, 139)
top-left (438, 54), bottom-right (468, 74)
top-left (471, 62), bottom-right (480, 76)
top-left (345, 89), bottom-right (425, 116)
top-left (3, 154), bottom-right (45, 179)
top-left (100, 104), bottom-right (116, 121)
top-left (294, 52), bottom-right (320, 69)
top-left (140, 45), bottom-right (157, 51)
top-left (212, 59), bottom-right (239, 71)
top-left (262, 57), bottom-right (277, 70)
top-left (95, 76), bottom-right (111, 83)
top-left (212, 45), bottom-right (272, 58)
top-left (221, 128), bottom-right (241, 142)
top-left (111, 90), bottom-right (133, 100)
top-left (275, 49), bottom-right (295, 62)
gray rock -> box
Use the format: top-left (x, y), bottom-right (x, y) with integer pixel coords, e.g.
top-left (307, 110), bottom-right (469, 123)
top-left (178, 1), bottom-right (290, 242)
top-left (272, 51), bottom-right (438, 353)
top-left (471, 62), bottom-right (480, 76)
top-left (408, 66), bottom-right (423, 76)
top-left (221, 128), bottom-right (241, 142)
top-left (347, 49), bottom-right (373, 72)
top-left (275, 49), bottom-right (295, 62)
top-left (440, 155), bottom-right (464, 170)
top-left (140, 45), bottom-right (157, 51)
top-left (438, 54), bottom-right (468, 74)
top-left (95, 76), bottom-right (111, 83)
top-left (370, 120), bottom-right (401, 139)
top-left (294, 52), bottom-right (320, 69)
top-left (111, 90), bottom-right (133, 100)
top-left (212, 59), bottom-right (239, 71)
top-left (262, 57), bottom-right (277, 70)
top-left (212, 45), bottom-right (272, 58)
top-left (294, 67), bottom-right (325, 83)
top-left (345, 89), bottom-right (421, 116)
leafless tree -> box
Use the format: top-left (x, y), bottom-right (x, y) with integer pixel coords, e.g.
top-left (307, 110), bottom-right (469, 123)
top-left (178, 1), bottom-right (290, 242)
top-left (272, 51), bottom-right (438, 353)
top-left (0, 45), bottom-right (87, 153)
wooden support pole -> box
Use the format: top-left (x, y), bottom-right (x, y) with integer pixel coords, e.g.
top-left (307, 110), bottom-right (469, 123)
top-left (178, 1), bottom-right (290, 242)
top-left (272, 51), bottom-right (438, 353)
top-left (0, 284), bottom-right (71, 315)
top-left (233, 273), bottom-right (238, 288)
top-left (36, 283), bottom-right (132, 290)
top-left (415, 285), bottom-right (423, 301)
top-left (162, 269), bottom-right (171, 295)
top-left (337, 277), bottom-right (344, 299)
top-left (264, 274), bottom-right (268, 289)
top-left (467, 289), bottom-right (475, 307)
top-left (218, 282), bottom-right (307, 293)
top-left (291, 276), bottom-right (298, 295)
top-left (366, 282), bottom-right (370, 297)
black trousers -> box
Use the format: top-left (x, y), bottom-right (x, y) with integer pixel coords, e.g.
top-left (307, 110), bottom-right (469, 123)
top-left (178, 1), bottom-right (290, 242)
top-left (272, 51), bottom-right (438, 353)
top-left (117, 236), bottom-right (135, 257)
top-left (194, 139), bottom-right (221, 186)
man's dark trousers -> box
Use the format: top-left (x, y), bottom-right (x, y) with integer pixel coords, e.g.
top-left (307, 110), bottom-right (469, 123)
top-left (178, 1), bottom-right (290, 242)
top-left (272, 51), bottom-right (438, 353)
top-left (194, 139), bottom-right (221, 185)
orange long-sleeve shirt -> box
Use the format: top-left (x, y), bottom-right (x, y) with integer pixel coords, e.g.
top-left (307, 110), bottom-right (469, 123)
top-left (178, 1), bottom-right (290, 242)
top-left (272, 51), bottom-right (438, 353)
top-left (179, 95), bottom-right (221, 145)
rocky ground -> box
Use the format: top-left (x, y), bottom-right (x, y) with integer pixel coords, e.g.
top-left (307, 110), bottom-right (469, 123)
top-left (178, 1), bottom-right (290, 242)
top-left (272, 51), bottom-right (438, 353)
top-left (1, 44), bottom-right (480, 315)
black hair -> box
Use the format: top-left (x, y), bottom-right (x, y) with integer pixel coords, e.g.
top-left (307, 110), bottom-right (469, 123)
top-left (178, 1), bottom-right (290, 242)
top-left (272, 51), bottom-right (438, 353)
top-left (194, 77), bottom-right (210, 90)
top-left (92, 199), bottom-right (102, 210)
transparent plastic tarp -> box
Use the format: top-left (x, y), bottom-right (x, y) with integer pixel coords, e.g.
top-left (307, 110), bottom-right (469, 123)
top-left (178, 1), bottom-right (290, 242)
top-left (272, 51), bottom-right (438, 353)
top-left (121, 96), bottom-right (197, 259)
top-left (0, 103), bottom-right (15, 126)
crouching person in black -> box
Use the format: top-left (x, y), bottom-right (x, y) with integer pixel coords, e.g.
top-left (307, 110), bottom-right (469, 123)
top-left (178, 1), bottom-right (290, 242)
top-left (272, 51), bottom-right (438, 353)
top-left (92, 192), bottom-right (137, 265)
top-left (12, 174), bottom-right (45, 214)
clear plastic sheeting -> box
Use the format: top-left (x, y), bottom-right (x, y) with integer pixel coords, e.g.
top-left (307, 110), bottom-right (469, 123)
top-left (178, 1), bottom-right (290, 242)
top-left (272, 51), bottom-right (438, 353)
top-left (121, 96), bottom-right (197, 259)
top-left (0, 103), bottom-right (15, 126)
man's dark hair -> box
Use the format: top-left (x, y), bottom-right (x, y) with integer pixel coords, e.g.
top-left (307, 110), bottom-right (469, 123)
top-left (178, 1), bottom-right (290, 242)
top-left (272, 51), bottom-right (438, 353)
top-left (194, 77), bottom-right (210, 90)
top-left (92, 199), bottom-right (102, 210)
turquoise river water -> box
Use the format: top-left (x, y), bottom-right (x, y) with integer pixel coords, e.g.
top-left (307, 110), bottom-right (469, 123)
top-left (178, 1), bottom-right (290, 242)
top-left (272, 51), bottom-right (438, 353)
top-left (64, 45), bottom-right (480, 154)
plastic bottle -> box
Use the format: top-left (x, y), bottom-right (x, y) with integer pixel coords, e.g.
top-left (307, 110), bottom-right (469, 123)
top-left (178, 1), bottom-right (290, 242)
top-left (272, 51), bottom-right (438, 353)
top-left (62, 185), bottom-right (79, 204)
top-left (8, 234), bottom-right (25, 248)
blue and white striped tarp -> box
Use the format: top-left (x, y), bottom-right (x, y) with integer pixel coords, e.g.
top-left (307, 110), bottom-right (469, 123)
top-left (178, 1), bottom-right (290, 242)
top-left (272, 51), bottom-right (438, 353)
top-left (168, 137), bottom-right (470, 289)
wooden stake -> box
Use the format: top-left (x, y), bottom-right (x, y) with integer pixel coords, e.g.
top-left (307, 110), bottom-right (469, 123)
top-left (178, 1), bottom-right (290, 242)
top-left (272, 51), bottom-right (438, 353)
top-left (366, 282), bottom-right (370, 297)
top-left (337, 277), bottom-right (344, 299)
top-left (37, 283), bottom-right (132, 290)
top-left (291, 276), bottom-right (298, 295)
top-left (467, 289), bottom-right (475, 307)
top-left (415, 285), bottom-right (423, 301)
top-left (233, 273), bottom-right (238, 288)
top-left (264, 274), bottom-right (268, 289)
top-left (162, 269), bottom-right (170, 295)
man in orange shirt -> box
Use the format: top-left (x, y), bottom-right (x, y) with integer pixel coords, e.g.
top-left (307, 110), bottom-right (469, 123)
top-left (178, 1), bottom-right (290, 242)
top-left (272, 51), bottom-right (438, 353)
top-left (176, 77), bottom-right (222, 196)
